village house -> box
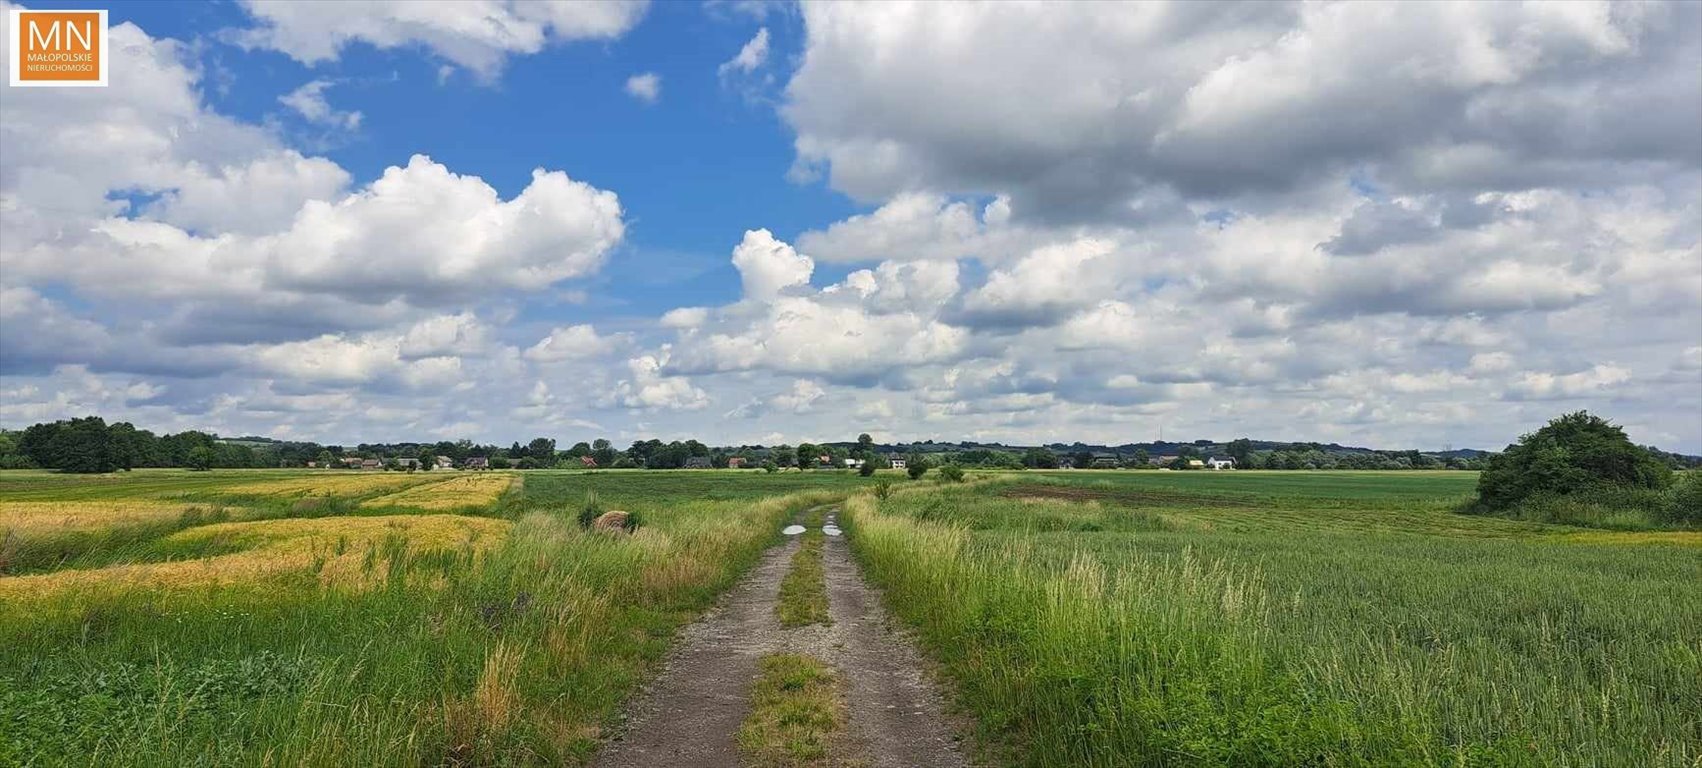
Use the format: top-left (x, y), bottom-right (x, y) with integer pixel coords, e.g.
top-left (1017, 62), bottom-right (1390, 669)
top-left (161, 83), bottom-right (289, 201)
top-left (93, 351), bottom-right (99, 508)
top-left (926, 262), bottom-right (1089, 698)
top-left (580, 455), bottom-right (598, 468)
top-left (1205, 456), bottom-right (1236, 470)
top-left (1090, 455), bottom-right (1121, 469)
top-left (360, 458), bottom-right (382, 470)
top-left (435, 456), bottom-right (454, 470)
top-left (463, 456), bottom-right (490, 470)
top-left (684, 456), bottom-right (712, 469)
top-left (1186, 458), bottom-right (1206, 469)
top-left (888, 457), bottom-right (907, 470)
top-left (727, 457), bottom-right (746, 469)
top-left (843, 458), bottom-right (865, 469)
top-left (395, 458), bottom-right (419, 469)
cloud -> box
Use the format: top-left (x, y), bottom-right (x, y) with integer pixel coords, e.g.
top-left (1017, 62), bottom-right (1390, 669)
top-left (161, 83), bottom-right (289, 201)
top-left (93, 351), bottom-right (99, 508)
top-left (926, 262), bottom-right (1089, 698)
top-left (279, 79), bottom-right (363, 129)
top-left (783, 2), bottom-right (1701, 221)
top-left (731, 228), bottom-right (814, 300)
top-left (625, 72), bottom-right (661, 104)
top-left (610, 352), bottom-right (709, 410)
top-left (720, 27), bottom-right (769, 77)
top-left (233, 0), bottom-right (650, 79)
top-left (524, 324), bottom-right (619, 362)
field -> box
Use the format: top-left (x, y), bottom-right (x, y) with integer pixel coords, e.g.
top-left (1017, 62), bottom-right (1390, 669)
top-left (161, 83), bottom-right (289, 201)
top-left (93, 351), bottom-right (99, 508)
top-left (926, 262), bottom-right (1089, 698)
top-left (847, 471), bottom-right (1702, 767)
top-left (0, 468), bottom-right (877, 766)
top-left (5, 467), bottom-right (1696, 766)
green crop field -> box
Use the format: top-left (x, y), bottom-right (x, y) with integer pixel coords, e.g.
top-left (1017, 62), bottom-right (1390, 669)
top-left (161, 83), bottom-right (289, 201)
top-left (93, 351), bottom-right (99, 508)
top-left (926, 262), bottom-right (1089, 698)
top-left (5, 467), bottom-right (1697, 767)
top-left (0, 468), bottom-right (875, 766)
top-left (847, 471), bottom-right (1701, 767)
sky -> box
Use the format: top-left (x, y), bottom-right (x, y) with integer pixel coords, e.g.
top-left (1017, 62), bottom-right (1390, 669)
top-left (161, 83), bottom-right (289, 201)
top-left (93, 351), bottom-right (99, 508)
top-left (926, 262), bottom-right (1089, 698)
top-left (1, 1), bottom-right (1699, 452)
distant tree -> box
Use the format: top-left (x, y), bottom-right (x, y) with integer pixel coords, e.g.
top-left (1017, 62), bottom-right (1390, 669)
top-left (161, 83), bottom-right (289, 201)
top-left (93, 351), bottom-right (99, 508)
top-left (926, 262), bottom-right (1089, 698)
top-left (907, 453), bottom-right (930, 480)
top-left (527, 437), bottom-right (557, 461)
top-left (1022, 447), bottom-right (1058, 469)
top-left (854, 433), bottom-right (875, 460)
top-left (591, 438), bottom-right (617, 467)
top-left (797, 443), bottom-right (819, 470)
top-left (1227, 438), bottom-right (1253, 468)
top-left (489, 456), bottom-right (513, 470)
top-left (859, 461), bottom-right (876, 477)
top-left (1130, 447), bottom-right (1150, 467)
top-left (44, 417), bottom-right (118, 473)
top-left (566, 441), bottom-right (592, 457)
top-left (1072, 451), bottom-right (1095, 470)
top-left (761, 460), bottom-right (778, 473)
top-left (1168, 456), bottom-right (1191, 470)
top-left (773, 444), bottom-right (795, 468)
top-left (187, 445), bottom-right (213, 471)
top-left (1474, 411), bottom-right (1672, 512)
top-left (938, 464), bottom-right (965, 483)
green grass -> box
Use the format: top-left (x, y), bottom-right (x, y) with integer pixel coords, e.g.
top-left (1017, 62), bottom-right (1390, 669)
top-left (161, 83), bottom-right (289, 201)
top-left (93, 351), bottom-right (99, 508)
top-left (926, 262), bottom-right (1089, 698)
top-left (846, 472), bottom-right (1702, 767)
top-left (0, 468), bottom-right (871, 766)
top-left (777, 506), bottom-right (831, 628)
top-left (737, 653), bottom-right (845, 767)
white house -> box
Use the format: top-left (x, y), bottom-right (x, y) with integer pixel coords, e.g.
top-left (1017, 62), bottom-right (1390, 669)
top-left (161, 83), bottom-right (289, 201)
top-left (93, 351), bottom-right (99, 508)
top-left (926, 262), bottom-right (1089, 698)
top-left (1205, 456), bottom-right (1236, 470)
top-left (843, 458), bottom-right (865, 468)
top-left (888, 457), bottom-right (907, 470)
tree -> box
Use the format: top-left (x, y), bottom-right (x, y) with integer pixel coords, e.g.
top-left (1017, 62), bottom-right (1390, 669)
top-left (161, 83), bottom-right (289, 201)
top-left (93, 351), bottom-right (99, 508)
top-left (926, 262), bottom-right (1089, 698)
top-left (187, 445), bottom-right (213, 471)
top-left (907, 453), bottom-right (930, 480)
top-left (1072, 451), bottom-right (1095, 470)
top-left (1474, 411), bottom-right (1672, 512)
top-left (44, 417), bottom-right (118, 473)
top-left (859, 461), bottom-right (876, 477)
top-left (854, 433), bottom-right (874, 460)
top-left (761, 460), bottom-right (778, 473)
top-left (527, 437), bottom-right (557, 461)
top-left (1022, 447), bottom-right (1058, 469)
top-left (797, 443), bottom-right (819, 470)
top-left (1227, 438), bottom-right (1254, 468)
top-left (939, 464), bottom-right (965, 483)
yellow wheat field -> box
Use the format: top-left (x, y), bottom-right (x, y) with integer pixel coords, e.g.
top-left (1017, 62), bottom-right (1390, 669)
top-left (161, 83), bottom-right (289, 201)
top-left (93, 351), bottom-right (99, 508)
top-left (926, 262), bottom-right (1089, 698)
top-left (362, 473), bottom-right (516, 510)
top-left (1, 501), bottom-right (238, 537)
top-left (0, 514), bottom-right (510, 602)
top-left (221, 473), bottom-right (432, 498)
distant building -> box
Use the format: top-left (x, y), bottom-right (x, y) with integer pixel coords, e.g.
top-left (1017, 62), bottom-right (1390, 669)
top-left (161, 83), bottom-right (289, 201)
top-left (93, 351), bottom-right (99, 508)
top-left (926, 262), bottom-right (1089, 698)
top-left (1205, 456), bottom-right (1236, 470)
top-left (843, 458), bottom-right (865, 468)
top-left (1090, 456), bottom-right (1121, 469)
top-left (1149, 455), bottom-right (1178, 466)
top-left (580, 455), bottom-right (598, 468)
top-left (684, 456), bottom-right (712, 469)
top-left (1186, 459), bottom-right (1206, 469)
top-left (888, 457), bottom-right (907, 470)
top-left (464, 456), bottom-right (490, 470)
top-left (396, 458), bottom-right (419, 469)
top-left (435, 456), bottom-right (454, 469)
top-left (727, 457), bottom-right (746, 469)
top-left (360, 458), bottom-right (382, 470)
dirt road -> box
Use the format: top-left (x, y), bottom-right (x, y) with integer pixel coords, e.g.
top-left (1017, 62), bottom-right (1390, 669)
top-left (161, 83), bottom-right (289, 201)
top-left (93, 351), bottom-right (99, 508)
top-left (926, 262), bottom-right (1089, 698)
top-left (593, 505), bottom-right (971, 768)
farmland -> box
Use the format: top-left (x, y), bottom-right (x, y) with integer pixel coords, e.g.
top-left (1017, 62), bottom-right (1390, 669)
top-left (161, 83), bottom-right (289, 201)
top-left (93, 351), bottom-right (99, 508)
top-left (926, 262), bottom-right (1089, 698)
top-left (847, 471), bottom-right (1701, 767)
top-left (0, 468), bottom-right (876, 766)
top-left (4, 467), bottom-right (1697, 766)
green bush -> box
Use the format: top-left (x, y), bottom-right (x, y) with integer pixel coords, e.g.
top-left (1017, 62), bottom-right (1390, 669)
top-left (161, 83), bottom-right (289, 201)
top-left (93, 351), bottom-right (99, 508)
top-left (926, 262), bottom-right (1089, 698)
top-left (907, 458), bottom-right (929, 481)
top-left (938, 465), bottom-right (965, 483)
top-left (858, 461), bottom-right (876, 477)
top-left (1474, 412), bottom-right (1671, 516)
top-left (1660, 472), bottom-right (1702, 526)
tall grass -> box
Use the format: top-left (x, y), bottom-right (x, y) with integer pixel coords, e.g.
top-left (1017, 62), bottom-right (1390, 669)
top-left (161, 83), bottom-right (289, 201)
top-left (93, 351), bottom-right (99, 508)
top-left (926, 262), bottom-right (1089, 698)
top-left (844, 478), bottom-right (1702, 767)
top-left (0, 470), bottom-right (857, 766)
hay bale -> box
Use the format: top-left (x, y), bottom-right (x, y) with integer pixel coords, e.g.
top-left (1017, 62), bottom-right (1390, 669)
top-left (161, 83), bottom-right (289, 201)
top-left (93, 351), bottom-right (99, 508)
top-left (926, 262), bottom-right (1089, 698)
top-left (593, 510), bottom-right (632, 533)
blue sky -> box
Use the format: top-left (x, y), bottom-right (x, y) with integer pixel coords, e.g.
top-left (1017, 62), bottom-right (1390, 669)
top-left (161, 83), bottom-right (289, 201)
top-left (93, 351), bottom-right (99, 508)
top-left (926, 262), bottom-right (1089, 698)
top-left (2, 1), bottom-right (1699, 452)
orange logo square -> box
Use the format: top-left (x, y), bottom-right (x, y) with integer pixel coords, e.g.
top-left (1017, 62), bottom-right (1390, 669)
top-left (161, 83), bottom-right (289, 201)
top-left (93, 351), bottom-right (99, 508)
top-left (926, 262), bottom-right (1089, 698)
top-left (10, 9), bottom-right (108, 87)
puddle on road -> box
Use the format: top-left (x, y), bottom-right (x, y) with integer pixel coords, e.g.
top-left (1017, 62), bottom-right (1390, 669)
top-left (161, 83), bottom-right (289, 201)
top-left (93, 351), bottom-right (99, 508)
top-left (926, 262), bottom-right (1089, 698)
top-left (822, 525), bottom-right (843, 537)
top-left (782, 525), bottom-right (807, 535)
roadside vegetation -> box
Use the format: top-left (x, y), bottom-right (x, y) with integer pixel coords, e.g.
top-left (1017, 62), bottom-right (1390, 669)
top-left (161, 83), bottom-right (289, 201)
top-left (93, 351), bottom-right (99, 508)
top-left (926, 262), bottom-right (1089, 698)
top-left (777, 505), bottom-right (831, 628)
top-left (0, 469), bottom-right (871, 766)
top-left (736, 653), bottom-right (846, 767)
top-left (846, 472), bottom-right (1701, 766)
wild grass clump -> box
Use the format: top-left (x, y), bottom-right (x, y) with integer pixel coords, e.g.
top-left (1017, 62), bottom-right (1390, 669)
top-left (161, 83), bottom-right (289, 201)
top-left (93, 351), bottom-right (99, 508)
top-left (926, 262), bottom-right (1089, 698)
top-left (777, 508), bottom-right (830, 628)
top-left (737, 653), bottom-right (844, 766)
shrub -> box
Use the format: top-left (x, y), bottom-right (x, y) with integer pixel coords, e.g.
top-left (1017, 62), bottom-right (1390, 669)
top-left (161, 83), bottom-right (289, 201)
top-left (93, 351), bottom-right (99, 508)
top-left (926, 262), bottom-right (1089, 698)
top-left (938, 465), bottom-right (965, 483)
top-left (1474, 411), bottom-right (1672, 514)
top-left (858, 462), bottom-right (876, 477)
top-left (1660, 472), bottom-right (1702, 526)
top-left (907, 458), bottom-right (930, 481)
top-left (873, 480), bottom-right (893, 501)
top-left (576, 491), bottom-right (601, 529)
top-left (762, 461), bottom-right (778, 474)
